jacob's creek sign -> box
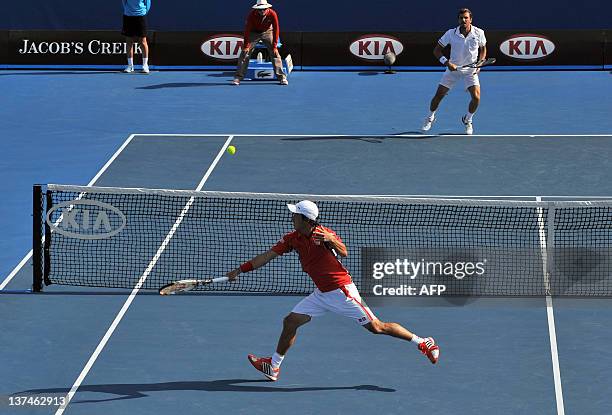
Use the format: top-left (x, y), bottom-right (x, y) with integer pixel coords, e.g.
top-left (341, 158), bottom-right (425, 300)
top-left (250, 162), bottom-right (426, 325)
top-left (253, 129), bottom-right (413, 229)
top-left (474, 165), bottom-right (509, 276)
top-left (7, 31), bottom-right (148, 64)
top-left (18, 38), bottom-right (143, 55)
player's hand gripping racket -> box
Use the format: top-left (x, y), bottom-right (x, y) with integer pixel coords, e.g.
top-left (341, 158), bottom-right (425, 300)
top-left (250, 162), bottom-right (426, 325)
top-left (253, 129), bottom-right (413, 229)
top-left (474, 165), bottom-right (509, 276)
top-left (461, 57), bottom-right (496, 68)
top-left (159, 277), bottom-right (229, 295)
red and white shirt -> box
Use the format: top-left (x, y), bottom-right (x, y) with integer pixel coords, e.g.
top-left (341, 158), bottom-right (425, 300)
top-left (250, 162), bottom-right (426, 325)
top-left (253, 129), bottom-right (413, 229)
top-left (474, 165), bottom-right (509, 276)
top-left (271, 226), bottom-right (352, 292)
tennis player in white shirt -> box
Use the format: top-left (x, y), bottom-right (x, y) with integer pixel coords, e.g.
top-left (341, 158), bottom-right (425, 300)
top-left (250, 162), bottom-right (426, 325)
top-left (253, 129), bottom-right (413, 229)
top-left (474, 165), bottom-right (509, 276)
top-left (422, 8), bottom-right (487, 135)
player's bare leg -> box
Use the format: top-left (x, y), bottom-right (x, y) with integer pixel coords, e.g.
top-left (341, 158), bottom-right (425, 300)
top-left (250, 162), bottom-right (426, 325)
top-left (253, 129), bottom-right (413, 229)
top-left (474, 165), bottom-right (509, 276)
top-left (124, 38), bottom-right (135, 72)
top-left (139, 37), bottom-right (149, 73)
top-left (364, 319), bottom-right (416, 340)
top-left (430, 84), bottom-right (450, 112)
top-left (422, 84), bottom-right (449, 131)
top-left (467, 85), bottom-right (481, 114)
top-left (248, 312), bottom-right (311, 381)
top-left (364, 319), bottom-right (440, 364)
top-left (462, 85), bottom-right (480, 134)
top-left (276, 312), bottom-right (311, 355)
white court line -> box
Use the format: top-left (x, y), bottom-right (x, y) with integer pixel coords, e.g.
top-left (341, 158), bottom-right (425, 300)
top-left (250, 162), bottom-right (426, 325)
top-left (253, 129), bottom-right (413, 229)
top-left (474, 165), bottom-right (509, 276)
top-left (54, 136), bottom-right (234, 415)
top-left (536, 196), bottom-right (565, 415)
top-left (546, 296), bottom-right (565, 415)
top-left (132, 133), bottom-right (612, 138)
top-left (0, 134), bottom-right (137, 292)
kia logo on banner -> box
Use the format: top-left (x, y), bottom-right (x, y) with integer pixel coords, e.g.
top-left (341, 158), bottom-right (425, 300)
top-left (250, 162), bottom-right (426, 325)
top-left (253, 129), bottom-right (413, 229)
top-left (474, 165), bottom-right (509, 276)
top-left (349, 35), bottom-right (404, 60)
top-left (500, 34), bottom-right (555, 60)
top-left (46, 199), bottom-right (126, 240)
top-left (201, 35), bottom-right (244, 60)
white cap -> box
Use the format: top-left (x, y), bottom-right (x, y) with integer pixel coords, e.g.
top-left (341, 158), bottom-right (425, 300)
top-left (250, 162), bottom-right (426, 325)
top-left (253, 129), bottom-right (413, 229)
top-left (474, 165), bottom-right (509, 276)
top-left (287, 200), bottom-right (319, 221)
top-left (252, 0), bottom-right (272, 9)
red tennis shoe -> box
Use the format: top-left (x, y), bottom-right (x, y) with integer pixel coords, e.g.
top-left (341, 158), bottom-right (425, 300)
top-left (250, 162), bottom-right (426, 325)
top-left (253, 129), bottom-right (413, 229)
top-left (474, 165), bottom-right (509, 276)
top-left (248, 354), bottom-right (280, 381)
top-left (418, 337), bottom-right (440, 364)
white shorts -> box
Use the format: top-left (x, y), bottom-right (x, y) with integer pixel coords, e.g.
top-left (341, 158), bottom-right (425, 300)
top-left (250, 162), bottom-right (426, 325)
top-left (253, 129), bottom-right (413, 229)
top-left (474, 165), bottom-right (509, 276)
top-left (439, 68), bottom-right (480, 90)
top-left (291, 283), bottom-right (376, 326)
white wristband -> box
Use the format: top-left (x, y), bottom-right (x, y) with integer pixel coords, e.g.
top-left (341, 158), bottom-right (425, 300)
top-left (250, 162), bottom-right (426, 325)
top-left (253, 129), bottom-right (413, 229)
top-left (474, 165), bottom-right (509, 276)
top-left (439, 56), bottom-right (448, 65)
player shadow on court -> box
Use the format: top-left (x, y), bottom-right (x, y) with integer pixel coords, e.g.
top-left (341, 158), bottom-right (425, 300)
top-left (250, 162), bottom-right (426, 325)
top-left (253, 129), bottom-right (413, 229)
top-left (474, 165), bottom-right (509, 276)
top-left (280, 133), bottom-right (437, 143)
top-left (206, 71), bottom-right (236, 77)
top-left (136, 82), bottom-right (233, 89)
top-left (357, 71), bottom-right (398, 76)
top-left (17, 379), bottom-right (396, 403)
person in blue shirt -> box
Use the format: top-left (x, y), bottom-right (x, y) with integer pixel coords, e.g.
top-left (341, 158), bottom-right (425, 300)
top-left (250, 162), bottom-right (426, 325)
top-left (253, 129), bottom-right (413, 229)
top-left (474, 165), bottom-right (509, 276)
top-left (121, 0), bottom-right (151, 73)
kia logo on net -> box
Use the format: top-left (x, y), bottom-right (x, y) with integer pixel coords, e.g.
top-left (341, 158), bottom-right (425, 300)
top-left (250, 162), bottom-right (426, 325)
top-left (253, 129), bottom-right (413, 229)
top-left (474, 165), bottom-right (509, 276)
top-left (201, 35), bottom-right (244, 60)
top-left (46, 199), bottom-right (126, 240)
top-left (349, 35), bottom-right (403, 60)
top-left (500, 34), bottom-right (555, 60)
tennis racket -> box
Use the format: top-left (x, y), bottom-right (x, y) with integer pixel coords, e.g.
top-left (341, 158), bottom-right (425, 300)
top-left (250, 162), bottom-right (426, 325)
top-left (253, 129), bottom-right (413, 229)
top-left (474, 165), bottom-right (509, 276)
top-left (461, 57), bottom-right (496, 68)
top-left (159, 277), bottom-right (229, 295)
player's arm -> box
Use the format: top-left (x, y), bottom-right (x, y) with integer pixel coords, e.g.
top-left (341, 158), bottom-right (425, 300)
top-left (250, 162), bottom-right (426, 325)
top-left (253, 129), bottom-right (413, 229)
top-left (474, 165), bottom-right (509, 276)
top-left (250, 249), bottom-right (279, 268)
top-left (472, 44), bottom-right (487, 73)
top-left (313, 228), bottom-right (348, 257)
top-left (271, 10), bottom-right (280, 51)
top-left (227, 249), bottom-right (279, 280)
top-left (243, 12), bottom-right (254, 51)
top-left (478, 45), bottom-right (487, 61)
top-left (433, 43), bottom-right (456, 71)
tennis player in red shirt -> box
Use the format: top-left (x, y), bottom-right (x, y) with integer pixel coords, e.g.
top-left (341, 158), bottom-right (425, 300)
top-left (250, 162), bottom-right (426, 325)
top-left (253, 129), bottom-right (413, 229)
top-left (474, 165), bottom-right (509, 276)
top-left (226, 200), bottom-right (439, 381)
top-left (232, 0), bottom-right (288, 85)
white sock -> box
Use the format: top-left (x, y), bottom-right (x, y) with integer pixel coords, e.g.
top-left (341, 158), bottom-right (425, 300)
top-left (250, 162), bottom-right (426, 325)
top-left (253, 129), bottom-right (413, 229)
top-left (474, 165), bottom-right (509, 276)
top-left (127, 58), bottom-right (134, 67)
top-left (411, 335), bottom-right (424, 345)
top-left (428, 110), bottom-right (436, 120)
top-left (271, 352), bottom-right (284, 369)
top-left (465, 112), bottom-right (474, 122)
top-left (143, 57), bottom-right (149, 66)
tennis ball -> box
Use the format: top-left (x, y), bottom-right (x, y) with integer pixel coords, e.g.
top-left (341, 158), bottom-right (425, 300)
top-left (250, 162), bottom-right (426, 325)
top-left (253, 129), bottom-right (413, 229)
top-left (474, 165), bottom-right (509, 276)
top-left (227, 145), bottom-right (236, 155)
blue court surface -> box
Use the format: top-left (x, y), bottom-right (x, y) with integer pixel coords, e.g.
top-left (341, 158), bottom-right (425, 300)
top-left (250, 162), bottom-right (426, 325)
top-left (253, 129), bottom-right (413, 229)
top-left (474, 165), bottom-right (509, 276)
top-left (1, 70), bottom-right (612, 414)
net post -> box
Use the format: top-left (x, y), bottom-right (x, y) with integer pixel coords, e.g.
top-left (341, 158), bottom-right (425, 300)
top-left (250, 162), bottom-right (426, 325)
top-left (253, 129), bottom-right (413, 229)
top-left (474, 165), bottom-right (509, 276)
top-left (43, 190), bottom-right (52, 287)
top-left (32, 185), bottom-right (43, 292)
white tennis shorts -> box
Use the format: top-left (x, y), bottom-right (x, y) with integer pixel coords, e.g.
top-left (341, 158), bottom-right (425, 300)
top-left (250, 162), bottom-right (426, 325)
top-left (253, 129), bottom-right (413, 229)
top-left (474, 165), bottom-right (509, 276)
top-left (292, 283), bottom-right (376, 326)
top-left (439, 68), bottom-right (480, 90)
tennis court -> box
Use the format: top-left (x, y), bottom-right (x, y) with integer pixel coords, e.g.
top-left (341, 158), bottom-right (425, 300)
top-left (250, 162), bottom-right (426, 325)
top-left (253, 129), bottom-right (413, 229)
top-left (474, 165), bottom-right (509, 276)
top-left (1, 68), bottom-right (612, 415)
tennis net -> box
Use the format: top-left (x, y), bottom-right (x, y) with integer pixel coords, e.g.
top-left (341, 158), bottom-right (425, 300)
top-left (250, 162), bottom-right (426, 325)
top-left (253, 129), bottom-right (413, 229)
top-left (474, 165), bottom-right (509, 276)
top-left (33, 184), bottom-right (612, 296)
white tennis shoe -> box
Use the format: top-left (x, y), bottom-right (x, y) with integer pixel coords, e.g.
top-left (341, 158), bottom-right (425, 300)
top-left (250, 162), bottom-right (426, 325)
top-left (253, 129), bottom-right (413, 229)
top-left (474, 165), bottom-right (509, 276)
top-left (142, 65), bottom-right (150, 74)
top-left (421, 115), bottom-right (435, 132)
top-left (123, 66), bottom-right (134, 73)
top-left (462, 115), bottom-right (473, 135)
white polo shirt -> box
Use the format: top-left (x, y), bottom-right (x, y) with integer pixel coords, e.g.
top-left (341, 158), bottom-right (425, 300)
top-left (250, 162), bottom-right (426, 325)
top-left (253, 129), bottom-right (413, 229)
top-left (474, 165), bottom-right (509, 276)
top-left (438, 26), bottom-right (486, 67)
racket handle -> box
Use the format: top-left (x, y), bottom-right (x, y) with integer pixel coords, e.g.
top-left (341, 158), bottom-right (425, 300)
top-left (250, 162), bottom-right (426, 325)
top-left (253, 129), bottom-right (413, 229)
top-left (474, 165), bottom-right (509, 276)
top-left (211, 277), bottom-right (230, 283)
